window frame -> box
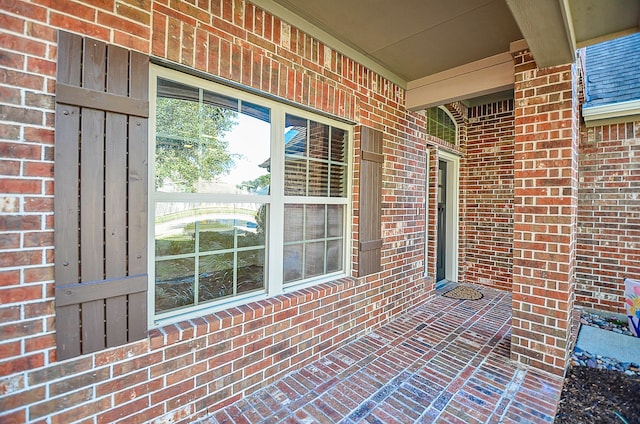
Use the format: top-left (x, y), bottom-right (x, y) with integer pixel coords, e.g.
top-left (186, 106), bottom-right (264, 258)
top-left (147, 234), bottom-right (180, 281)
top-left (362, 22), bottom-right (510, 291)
top-left (426, 106), bottom-right (458, 145)
top-left (148, 65), bottom-right (353, 327)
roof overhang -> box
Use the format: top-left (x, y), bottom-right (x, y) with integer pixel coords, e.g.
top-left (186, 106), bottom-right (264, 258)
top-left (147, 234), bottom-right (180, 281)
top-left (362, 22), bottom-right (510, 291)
top-left (254, 0), bottom-right (640, 109)
top-left (505, 0), bottom-right (640, 69)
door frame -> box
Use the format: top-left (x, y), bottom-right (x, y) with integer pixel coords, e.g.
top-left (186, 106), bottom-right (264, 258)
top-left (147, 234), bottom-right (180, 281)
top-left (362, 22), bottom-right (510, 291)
top-left (437, 149), bottom-right (460, 283)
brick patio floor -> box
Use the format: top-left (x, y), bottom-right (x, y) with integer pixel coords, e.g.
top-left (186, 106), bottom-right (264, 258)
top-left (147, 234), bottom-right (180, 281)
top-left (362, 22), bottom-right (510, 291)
top-left (201, 284), bottom-right (565, 423)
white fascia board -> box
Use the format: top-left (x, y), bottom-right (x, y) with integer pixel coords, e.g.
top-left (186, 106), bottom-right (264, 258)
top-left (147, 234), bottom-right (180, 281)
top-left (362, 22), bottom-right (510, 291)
top-left (582, 99), bottom-right (640, 123)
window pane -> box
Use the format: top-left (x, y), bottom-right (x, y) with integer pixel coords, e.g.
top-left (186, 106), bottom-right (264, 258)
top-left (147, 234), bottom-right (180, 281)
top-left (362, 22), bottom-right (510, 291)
top-left (326, 240), bottom-right (343, 273)
top-left (285, 114), bottom-right (307, 156)
top-left (331, 127), bottom-right (346, 162)
top-left (195, 204), bottom-right (266, 251)
top-left (198, 221), bottom-right (234, 252)
top-left (305, 204), bottom-right (325, 240)
top-left (304, 241), bottom-right (325, 278)
top-left (156, 79), bottom-right (271, 194)
top-left (284, 158), bottom-right (307, 196)
top-left (309, 121), bottom-right (329, 160)
top-left (155, 203), bottom-right (198, 256)
top-left (237, 249), bottom-right (265, 294)
top-left (426, 106), bottom-right (456, 145)
top-left (327, 205), bottom-right (343, 238)
top-left (238, 205), bottom-right (267, 248)
top-left (308, 160), bottom-right (328, 196)
top-left (284, 244), bottom-right (303, 283)
top-left (284, 204), bottom-right (304, 242)
top-left (203, 89), bottom-right (238, 110)
top-left (155, 201), bottom-right (267, 314)
top-left (199, 252), bottom-right (234, 301)
top-left (330, 163), bottom-right (347, 197)
top-left (284, 114), bottom-right (348, 199)
top-left (155, 258), bottom-right (195, 312)
top-left (241, 101), bottom-right (270, 123)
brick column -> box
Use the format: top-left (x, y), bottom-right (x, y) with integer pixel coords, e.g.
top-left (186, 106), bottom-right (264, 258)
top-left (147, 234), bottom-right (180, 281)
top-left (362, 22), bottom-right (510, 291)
top-left (510, 46), bottom-right (578, 376)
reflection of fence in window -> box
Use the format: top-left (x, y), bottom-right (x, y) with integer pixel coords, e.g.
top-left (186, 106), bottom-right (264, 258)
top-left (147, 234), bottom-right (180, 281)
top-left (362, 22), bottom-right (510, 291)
top-left (155, 203), bottom-right (266, 313)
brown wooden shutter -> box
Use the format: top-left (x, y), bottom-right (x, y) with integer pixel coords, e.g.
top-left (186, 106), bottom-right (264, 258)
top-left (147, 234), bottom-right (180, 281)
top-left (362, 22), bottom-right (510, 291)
top-left (54, 31), bottom-right (149, 360)
top-left (358, 126), bottom-right (384, 276)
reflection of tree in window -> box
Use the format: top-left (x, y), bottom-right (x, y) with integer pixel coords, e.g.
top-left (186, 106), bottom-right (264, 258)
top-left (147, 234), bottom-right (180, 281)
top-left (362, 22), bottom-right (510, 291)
top-left (155, 79), bottom-right (238, 192)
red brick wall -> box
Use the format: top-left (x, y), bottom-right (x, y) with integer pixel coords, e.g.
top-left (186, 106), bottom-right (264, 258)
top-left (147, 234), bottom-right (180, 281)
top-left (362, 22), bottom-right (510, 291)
top-left (0, 0), bottom-right (433, 422)
top-left (576, 122), bottom-right (640, 313)
top-left (465, 100), bottom-right (515, 291)
top-left (510, 47), bottom-right (578, 376)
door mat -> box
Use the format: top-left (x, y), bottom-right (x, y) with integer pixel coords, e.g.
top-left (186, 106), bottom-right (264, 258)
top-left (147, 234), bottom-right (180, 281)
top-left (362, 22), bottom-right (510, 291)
top-left (442, 286), bottom-right (484, 300)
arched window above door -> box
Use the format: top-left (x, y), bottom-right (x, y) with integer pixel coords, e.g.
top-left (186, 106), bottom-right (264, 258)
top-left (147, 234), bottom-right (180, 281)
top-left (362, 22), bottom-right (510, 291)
top-left (426, 106), bottom-right (457, 145)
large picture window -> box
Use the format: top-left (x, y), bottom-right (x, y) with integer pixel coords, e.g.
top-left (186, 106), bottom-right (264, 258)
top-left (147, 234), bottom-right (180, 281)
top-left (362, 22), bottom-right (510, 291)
top-left (150, 66), bottom-right (351, 322)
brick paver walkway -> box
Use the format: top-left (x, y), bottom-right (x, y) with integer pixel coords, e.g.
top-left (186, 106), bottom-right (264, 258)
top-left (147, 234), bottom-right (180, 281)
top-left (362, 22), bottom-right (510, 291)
top-left (202, 284), bottom-right (565, 423)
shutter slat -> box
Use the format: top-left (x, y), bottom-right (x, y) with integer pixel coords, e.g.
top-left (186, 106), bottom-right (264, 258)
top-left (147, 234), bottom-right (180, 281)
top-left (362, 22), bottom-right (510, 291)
top-left (56, 306), bottom-right (81, 358)
top-left (128, 115), bottom-right (149, 275)
top-left (128, 292), bottom-right (148, 341)
top-left (81, 300), bottom-right (104, 353)
top-left (358, 126), bottom-right (383, 276)
top-left (106, 298), bottom-right (127, 347)
top-left (57, 32), bottom-right (82, 86)
top-left (55, 84), bottom-right (149, 117)
top-left (104, 45), bottom-right (130, 349)
top-left (55, 275), bottom-right (146, 306)
top-left (83, 38), bottom-right (107, 91)
top-left (54, 31), bottom-right (149, 360)
top-left (80, 108), bottom-right (105, 282)
top-left (54, 32), bottom-right (81, 288)
top-left (128, 52), bottom-right (149, 277)
top-left (53, 105), bottom-right (80, 287)
top-left (105, 45), bottom-right (128, 279)
top-left (54, 32), bottom-right (83, 360)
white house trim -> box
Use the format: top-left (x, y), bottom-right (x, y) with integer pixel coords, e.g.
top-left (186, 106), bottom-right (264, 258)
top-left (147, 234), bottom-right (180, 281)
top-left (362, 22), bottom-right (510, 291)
top-left (582, 99), bottom-right (640, 126)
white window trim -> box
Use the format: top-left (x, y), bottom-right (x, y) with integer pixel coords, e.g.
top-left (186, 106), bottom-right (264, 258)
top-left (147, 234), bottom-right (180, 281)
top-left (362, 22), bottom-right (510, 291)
top-left (148, 65), bottom-right (353, 327)
top-left (424, 148), bottom-right (430, 278)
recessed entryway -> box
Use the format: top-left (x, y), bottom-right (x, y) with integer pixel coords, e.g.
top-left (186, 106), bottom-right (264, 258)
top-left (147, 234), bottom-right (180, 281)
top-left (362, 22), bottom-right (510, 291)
top-left (436, 150), bottom-right (460, 284)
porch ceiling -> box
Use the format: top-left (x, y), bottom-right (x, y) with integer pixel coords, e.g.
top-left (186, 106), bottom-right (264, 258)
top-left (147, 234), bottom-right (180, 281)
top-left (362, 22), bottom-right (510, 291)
top-left (261, 0), bottom-right (640, 107)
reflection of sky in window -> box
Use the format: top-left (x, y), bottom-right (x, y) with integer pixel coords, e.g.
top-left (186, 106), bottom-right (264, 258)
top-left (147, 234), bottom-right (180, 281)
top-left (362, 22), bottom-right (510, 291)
top-left (285, 128), bottom-right (297, 143)
top-left (284, 127), bottom-right (305, 155)
top-left (220, 113), bottom-right (271, 185)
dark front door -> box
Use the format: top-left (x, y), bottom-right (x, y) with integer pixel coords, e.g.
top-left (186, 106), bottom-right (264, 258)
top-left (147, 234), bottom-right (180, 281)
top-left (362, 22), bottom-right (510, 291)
top-left (437, 160), bottom-right (447, 282)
